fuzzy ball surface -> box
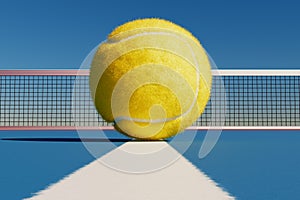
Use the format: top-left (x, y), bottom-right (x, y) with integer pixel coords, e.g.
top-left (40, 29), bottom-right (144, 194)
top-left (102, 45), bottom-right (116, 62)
top-left (90, 18), bottom-right (212, 140)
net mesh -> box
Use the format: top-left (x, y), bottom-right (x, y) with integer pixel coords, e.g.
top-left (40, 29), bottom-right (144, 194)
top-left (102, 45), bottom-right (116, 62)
top-left (0, 72), bottom-right (299, 127)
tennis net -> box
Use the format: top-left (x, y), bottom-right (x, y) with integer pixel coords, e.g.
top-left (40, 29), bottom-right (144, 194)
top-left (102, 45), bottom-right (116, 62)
top-left (0, 70), bottom-right (299, 129)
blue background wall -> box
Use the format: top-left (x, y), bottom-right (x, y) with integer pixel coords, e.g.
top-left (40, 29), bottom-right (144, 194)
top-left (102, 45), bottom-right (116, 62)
top-left (0, 0), bottom-right (299, 69)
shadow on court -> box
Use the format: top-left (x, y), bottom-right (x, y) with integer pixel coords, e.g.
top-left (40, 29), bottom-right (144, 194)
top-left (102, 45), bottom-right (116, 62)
top-left (2, 138), bottom-right (132, 143)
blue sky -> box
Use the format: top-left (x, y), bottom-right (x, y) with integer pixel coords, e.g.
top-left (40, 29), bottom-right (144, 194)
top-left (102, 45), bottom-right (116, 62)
top-left (0, 0), bottom-right (299, 69)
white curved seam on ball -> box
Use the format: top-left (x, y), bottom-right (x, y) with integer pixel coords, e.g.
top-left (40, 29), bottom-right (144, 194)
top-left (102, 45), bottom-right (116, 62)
top-left (109, 26), bottom-right (197, 41)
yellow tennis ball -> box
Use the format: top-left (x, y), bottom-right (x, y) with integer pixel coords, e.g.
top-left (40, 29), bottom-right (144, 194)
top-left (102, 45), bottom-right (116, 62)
top-left (90, 18), bottom-right (212, 140)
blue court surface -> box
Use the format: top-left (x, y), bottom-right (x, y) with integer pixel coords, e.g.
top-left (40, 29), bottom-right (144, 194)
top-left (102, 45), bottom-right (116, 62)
top-left (0, 129), bottom-right (299, 200)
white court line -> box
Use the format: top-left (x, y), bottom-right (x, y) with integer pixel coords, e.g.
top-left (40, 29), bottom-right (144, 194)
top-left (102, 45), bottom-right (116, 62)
top-left (25, 142), bottom-right (234, 200)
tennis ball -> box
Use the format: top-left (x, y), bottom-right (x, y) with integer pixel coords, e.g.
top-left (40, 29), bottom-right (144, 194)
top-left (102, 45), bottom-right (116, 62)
top-left (90, 18), bottom-right (211, 140)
